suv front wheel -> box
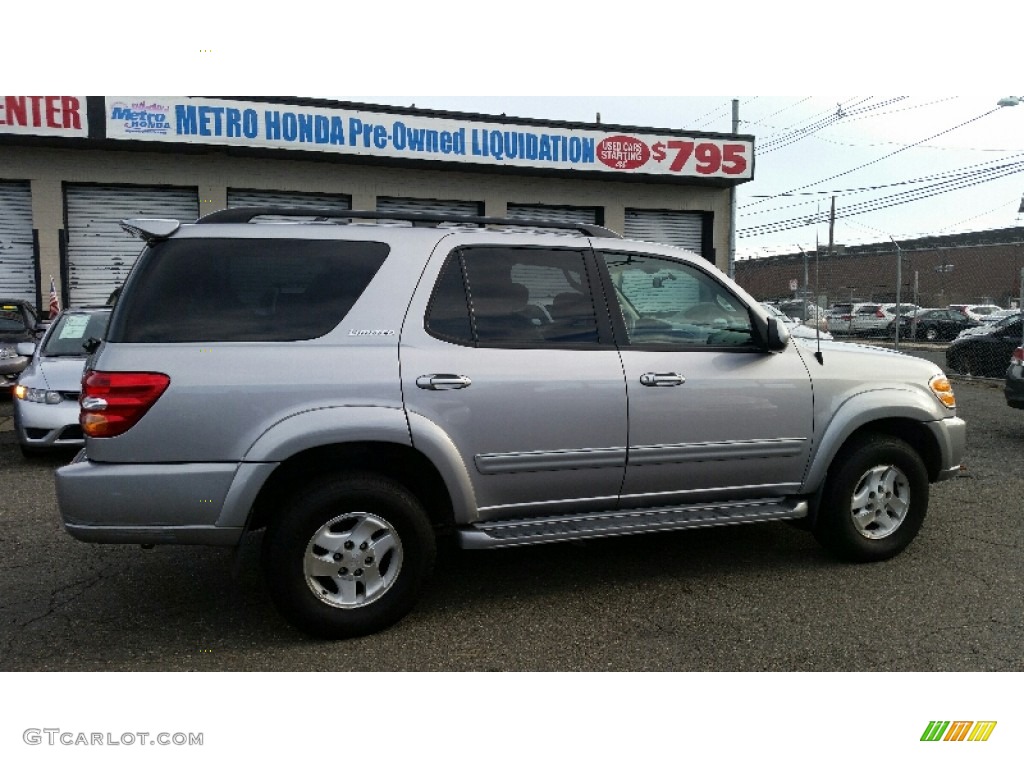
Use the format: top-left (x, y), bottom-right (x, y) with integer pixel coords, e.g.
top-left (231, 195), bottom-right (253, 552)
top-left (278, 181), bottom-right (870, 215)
top-left (813, 436), bottom-right (929, 562)
top-left (262, 473), bottom-right (436, 639)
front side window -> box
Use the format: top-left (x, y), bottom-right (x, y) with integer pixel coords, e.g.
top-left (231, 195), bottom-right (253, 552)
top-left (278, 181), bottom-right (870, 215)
top-left (425, 247), bottom-right (600, 347)
top-left (600, 251), bottom-right (754, 348)
top-left (109, 238), bottom-right (389, 343)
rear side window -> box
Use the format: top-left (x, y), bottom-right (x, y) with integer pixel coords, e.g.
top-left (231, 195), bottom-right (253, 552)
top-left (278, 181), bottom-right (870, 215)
top-left (425, 246), bottom-right (599, 346)
top-left (108, 238), bottom-right (389, 342)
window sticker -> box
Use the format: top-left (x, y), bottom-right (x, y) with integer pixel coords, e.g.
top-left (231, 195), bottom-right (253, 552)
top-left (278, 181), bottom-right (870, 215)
top-left (58, 315), bottom-right (90, 339)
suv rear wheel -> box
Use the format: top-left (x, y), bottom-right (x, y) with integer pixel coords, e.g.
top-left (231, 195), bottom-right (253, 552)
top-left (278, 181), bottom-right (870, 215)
top-left (262, 473), bottom-right (436, 639)
top-left (813, 436), bottom-right (928, 562)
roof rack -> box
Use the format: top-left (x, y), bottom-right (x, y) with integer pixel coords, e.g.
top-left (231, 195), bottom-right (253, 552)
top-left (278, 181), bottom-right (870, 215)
top-left (195, 207), bottom-right (622, 239)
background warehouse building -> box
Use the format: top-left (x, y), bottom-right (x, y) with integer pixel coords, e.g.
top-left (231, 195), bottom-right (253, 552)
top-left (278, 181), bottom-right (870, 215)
top-left (736, 227), bottom-right (1024, 310)
top-left (0, 95), bottom-right (755, 309)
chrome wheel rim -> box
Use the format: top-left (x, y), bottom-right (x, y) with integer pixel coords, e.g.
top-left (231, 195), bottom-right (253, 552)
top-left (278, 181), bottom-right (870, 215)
top-left (850, 464), bottom-right (910, 539)
top-left (303, 512), bottom-right (403, 609)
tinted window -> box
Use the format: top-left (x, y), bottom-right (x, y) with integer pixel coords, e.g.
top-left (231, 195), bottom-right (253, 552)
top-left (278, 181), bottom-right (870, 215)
top-left (425, 247), bottom-right (599, 346)
top-left (600, 252), bottom-right (754, 347)
top-left (109, 238), bottom-right (389, 343)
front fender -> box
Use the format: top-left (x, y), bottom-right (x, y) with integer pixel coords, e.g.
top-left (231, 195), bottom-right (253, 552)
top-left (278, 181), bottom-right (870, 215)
top-left (802, 386), bottom-right (949, 492)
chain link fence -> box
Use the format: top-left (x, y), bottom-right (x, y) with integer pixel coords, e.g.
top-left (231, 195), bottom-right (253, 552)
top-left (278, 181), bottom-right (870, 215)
top-left (737, 230), bottom-right (1024, 315)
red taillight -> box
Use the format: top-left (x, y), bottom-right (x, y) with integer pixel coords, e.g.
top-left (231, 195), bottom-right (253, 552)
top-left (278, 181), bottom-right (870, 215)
top-left (1013, 347), bottom-right (1024, 364)
top-left (875, 309), bottom-right (885, 317)
top-left (80, 371), bottom-right (171, 438)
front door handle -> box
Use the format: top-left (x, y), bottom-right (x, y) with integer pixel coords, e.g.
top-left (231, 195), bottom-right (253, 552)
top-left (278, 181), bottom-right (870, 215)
top-left (640, 372), bottom-right (685, 387)
top-left (416, 374), bottom-right (472, 390)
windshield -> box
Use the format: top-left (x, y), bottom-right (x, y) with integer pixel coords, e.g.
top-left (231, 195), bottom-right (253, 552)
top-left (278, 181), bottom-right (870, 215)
top-left (41, 310), bottom-right (110, 356)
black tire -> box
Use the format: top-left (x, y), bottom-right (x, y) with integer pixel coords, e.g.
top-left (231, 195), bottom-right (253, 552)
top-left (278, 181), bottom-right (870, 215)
top-left (924, 326), bottom-right (939, 342)
top-left (813, 436), bottom-right (929, 563)
top-left (262, 473), bottom-right (436, 639)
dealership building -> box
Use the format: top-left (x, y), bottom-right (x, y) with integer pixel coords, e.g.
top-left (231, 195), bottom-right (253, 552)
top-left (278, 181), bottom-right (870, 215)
top-left (0, 95), bottom-right (755, 310)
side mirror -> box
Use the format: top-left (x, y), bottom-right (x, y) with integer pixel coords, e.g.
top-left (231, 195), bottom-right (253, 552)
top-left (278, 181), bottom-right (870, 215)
top-left (16, 342), bottom-right (35, 357)
top-left (766, 317), bottom-right (790, 351)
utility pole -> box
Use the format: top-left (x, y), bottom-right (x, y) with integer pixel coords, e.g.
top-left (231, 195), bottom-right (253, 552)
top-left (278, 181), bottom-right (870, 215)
top-left (891, 237), bottom-right (902, 349)
top-left (728, 99), bottom-right (739, 280)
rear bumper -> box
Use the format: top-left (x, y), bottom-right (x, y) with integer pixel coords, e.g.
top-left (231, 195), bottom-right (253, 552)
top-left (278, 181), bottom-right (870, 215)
top-left (55, 452), bottom-right (277, 546)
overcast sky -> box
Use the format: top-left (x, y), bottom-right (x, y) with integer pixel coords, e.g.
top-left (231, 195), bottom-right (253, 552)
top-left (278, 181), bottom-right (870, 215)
top-left (14, 2), bottom-right (1021, 263)
top-left (349, 95), bottom-right (1024, 259)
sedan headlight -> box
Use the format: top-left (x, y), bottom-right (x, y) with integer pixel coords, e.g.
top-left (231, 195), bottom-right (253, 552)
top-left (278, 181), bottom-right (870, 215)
top-left (13, 386), bottom-right (63, 404)
top-left (0, 345), bottom-right (16, 360)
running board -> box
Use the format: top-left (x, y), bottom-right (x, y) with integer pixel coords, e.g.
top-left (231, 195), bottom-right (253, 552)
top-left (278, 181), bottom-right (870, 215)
top-left (458, 498), bottom-right (809, 549)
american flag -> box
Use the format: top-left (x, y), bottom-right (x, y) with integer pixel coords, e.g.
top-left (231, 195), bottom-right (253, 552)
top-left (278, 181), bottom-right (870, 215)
top-left (48, 277), bottom-right (61, 319)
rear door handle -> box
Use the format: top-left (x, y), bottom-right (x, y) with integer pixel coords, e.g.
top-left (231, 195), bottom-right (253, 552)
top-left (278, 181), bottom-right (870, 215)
top-left (416, 374), bottom-right (472, 390)
top-left (640, 372), bottom-right (685, 387)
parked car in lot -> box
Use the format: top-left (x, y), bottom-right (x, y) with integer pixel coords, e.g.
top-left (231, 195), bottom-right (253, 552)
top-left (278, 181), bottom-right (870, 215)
top-left (855, 302), bottom-right (920, 337)
top-left (977, 308), bottom-right (1017, 325)
top-left (946, 313), bottom-right (1024, 378)
top-left (954, 311), bottom-right (1022, 341)
top-left (892, 308), bottom-right (977, 342)
top-left (761, 302), bottom-right (833, 340)
top-left (13, 306), bottom-right (111, 455)
top-left (55, 208), bottom-right (966, 640)
top-left (957, 304), bottom-right (1003, 323)
top-left (0, 299), bottom-right (45, 392)
top-left (774, 299), bottom-right (829, 332)
top-left (825, 302), bottom-right (882, 336)
top-left (1005, 346), bottom-right (1024, 409)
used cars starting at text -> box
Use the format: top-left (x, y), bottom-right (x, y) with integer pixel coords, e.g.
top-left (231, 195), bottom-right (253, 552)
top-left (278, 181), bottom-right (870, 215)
top-left (55, 208), bottom-right (967, 639)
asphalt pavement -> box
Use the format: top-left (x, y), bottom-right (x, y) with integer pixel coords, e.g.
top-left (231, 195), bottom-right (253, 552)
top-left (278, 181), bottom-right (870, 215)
top-left (0, 359), bottom-right (1021, 671)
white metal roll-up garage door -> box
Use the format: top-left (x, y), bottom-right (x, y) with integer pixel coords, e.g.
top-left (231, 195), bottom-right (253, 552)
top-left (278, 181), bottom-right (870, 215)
top-left (624, 209), bottom-right (705, 253)
top-left (65, 184), bottom-right (198, 307)
top-left (507, 203), bottom-right (598, 224)
top-left (0, 181), bottom-right (36, 304)
top-left (227, 188), bottom-right (352, 219)
top-left (376, 196), bottom-right (482, 225)
top-left (506, 203), bottom-right (599, 234)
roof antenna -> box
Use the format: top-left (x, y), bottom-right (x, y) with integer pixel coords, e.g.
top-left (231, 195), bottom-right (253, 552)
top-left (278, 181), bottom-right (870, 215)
top-left (797, 245), bottom-right (824, 365)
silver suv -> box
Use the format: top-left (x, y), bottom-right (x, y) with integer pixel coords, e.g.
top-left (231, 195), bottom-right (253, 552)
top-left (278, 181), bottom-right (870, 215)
top-left (56, 208), bottom-right (967, 639)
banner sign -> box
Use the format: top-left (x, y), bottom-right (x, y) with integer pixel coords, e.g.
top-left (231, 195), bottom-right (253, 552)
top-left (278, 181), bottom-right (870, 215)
top-left (104, 97), bottom-right (753, 181)
top-left (0, 96), bottom-right (88, 137)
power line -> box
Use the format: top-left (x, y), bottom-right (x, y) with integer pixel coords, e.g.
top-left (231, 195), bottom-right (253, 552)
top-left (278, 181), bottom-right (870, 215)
top-left (736, 161), bottom-right (1024, 237)
top-left (746, 106), bottom-right (1005, 208)
top-left (741, 154), bottom-right (1024, 218)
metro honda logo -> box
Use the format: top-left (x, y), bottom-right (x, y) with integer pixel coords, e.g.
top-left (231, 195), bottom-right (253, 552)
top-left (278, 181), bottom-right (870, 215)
top-left (109, 100), bottom-right (171, 135)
